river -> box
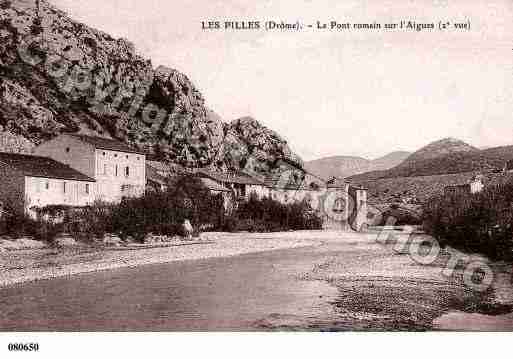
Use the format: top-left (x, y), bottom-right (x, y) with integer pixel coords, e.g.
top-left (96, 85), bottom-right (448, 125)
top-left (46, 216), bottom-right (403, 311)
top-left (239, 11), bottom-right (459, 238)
top-left (1, 233), bottom-right (511, 331)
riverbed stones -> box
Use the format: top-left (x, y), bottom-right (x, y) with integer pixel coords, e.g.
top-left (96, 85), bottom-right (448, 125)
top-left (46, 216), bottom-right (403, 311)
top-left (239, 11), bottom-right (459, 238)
top-left (144, 233), bottom-right (170, 243)
top-left (0, 237), bottom-right (47, 250)
top-left (55, 234), bottom-right (78, 247)
top-left (103, 234), bottom-right (123, 247)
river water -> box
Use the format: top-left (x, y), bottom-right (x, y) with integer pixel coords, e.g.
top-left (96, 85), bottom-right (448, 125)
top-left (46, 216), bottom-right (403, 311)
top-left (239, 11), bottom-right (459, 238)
top-left (1, 234), bottom-right (512, 331)
top-left (0, 245), bottom-right (339, 331)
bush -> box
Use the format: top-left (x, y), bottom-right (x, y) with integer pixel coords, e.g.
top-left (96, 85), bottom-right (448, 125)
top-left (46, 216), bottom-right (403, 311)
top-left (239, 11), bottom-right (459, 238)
top-left (423, 181), bottom-right (513, 260)
top-left (104, 175), bottom-right (223, 241)
top-left (66, 202), bottom-right (111, 242)
top-left (0, 204), bottom-right (61, 243)
top-left (0, 174), bottom-right (223, 244)
top-left (219, 193), bottom-right (323, 233)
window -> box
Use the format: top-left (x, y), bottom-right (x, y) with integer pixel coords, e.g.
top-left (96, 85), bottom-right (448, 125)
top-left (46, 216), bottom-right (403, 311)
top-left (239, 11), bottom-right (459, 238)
top-left (126, 155), bottom-right (129, 159)
top-left (114, 154), bottom-right (118, 158)
top-left (125, 166), bottom-right (130, 177)
top-left (63, 181), bottom-right (67, 193)
top-left (103, 164), bottom-right (108, 175)
top-left (65, 147), bottom-right (70, 153)
top-left (45, 181), bottom-right (50, 190)
top-left (115, 165), bottom-right (118, 176)
top-left (102, 152), bottom-right (106, 156)
top-left (85, 184), bottom-right (90, 194)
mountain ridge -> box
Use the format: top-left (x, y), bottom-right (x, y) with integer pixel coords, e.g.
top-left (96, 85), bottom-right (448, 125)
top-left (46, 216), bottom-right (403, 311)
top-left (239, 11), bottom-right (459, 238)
top-left (348, 138), bottom-right (513, 182)
top-left (304, 151), bottom-right (411, 179)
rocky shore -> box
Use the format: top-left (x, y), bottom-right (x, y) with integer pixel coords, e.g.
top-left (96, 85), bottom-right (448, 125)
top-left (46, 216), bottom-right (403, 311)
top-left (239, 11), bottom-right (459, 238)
top-left (0, 231), bottom-right (323, 288)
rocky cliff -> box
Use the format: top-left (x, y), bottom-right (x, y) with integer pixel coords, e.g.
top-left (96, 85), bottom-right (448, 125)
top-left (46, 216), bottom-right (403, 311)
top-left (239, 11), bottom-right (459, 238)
top-left (0, 0), bottom-right (302, 173)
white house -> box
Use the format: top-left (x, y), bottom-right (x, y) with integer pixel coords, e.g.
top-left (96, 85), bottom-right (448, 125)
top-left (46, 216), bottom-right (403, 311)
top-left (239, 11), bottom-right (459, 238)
top-left (0, 152), bottom-right (96, 216)
top-left (35, 134), bottom-right (146, 203)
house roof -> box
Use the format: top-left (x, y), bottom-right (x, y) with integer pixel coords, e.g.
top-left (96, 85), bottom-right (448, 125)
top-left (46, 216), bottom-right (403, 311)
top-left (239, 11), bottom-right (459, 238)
top-left (197, 169), bottom-right (266, 186)
top-left (264, 174), bottom-right (298, 190)
top-left (0, 152), bottom-right (95, 182)
top-left (146, 164), bottom-right (231, 192)
top-left (147, 160), bottom-right (187, 176)
top-left (326, 177), bottom-right (349, 189)
top-left (69, 134), bottom-right (145, 155)
top-left (445, 183), bottom-right (471, 190)
top-left (263, 173), bottom-right (322, 191)
top-left (146, 164), bottom-right (168, 185)
top-left (199, 177), bottom-right (231, 192)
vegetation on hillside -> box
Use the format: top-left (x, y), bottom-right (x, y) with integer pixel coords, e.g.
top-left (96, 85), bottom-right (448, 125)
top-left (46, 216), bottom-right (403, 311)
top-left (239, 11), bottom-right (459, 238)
top-left (358, 171), bottom-right (483, 203)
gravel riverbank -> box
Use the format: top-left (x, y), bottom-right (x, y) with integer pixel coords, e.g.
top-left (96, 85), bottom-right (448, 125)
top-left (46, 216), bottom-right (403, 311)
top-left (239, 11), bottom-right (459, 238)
top-left (0, 231), bottom-right (325, 288)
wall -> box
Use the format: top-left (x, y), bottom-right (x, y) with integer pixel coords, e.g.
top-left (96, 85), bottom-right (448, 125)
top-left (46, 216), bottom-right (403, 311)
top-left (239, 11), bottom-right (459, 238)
top-left (470, 180), bottom-right (484, 194)
top-left (0, 163), bottom-right (25, 214)
top-left (323, 186), bottom-right (350, 231)
top-left (25, 177), bottom-right (95, 214)
top-left (348, 187), bottom-right (368, 231)
top-left (94, 149), bottom-right (146, 203)
top-left (36, 135), bottom-right (146, 203)
top-left (247, 184), bottom-right (270, 199)
top-left (35, 135), bottom-right (96, 178)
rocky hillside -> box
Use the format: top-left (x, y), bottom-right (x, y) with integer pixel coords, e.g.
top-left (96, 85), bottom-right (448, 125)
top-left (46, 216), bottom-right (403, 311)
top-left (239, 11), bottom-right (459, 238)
top-left (0, 0), bottom-right (302, 173)
top-left (304, 151), bottom-right (410, 179)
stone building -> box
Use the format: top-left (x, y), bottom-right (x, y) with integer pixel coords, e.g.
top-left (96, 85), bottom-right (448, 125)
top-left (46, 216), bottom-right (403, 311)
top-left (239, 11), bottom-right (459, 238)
top-left (0, 152), bottom-right (96, 217)
top-left (324, 177), bottom-right (368, 231)
top-left (35, 134), bottom-right (146, 203)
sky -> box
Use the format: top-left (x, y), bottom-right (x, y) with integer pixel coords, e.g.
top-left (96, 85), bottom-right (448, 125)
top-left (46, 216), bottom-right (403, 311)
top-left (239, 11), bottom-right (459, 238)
top-left (49, 0), bottom-right (513, 161)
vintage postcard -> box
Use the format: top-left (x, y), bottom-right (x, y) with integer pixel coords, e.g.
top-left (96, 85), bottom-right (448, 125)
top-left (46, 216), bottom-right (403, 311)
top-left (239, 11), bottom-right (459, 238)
top-left (0, 0), bottom-right (512, 352)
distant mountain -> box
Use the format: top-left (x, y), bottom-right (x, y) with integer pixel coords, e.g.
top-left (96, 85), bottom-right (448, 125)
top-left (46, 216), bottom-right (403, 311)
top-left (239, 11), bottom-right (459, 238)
top-left (304, 151), bottom-right (411, 179)
top-left (372, 151), bottom-right (412, 170)
top-left (402, 137), bottom-right (478, 163)
top-left (349, 138), bottom-right (513, 182)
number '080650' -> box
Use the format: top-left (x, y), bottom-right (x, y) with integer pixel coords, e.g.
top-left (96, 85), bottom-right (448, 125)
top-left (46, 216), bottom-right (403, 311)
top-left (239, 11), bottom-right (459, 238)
top-left (8, 343), bottom-right (39, 352)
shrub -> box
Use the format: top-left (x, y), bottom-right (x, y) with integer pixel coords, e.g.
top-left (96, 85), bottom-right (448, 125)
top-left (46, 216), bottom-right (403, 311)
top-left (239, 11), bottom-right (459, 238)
top-left (66, 202), bottom-right (111, 242)
top-left (423, 181), bottom-right (513, 260)
top-left (106, 174), bottom-right (224, 241)
top-left (219, 193), bottom-right (323, 233)
top-left (0, 204), bottom-right (61, 243)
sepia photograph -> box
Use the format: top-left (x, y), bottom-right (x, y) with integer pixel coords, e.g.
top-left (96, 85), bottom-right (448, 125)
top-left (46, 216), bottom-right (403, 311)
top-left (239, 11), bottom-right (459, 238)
top-left (0, 0), bottom-right (512, 354)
